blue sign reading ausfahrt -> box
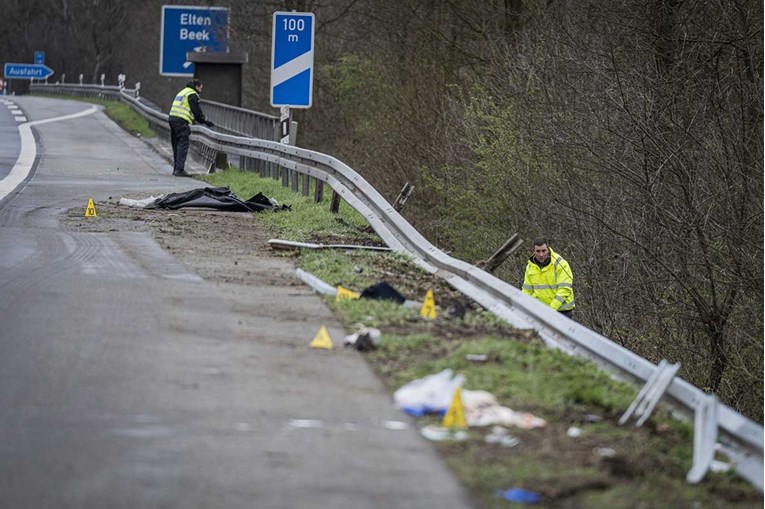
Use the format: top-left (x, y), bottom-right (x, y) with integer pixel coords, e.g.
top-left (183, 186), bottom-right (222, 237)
top-left (160, 5), bottom-right (229, 77)
top-left (4, 63), bottom-right (54, 79)
top-left (271, 12), bottom-right (315, 108)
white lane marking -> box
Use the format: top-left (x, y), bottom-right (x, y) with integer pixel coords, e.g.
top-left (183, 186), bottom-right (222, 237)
top-left (382, 420), bottom-right (409, 430)
top-left (287, 419), bottom-right (324, 429)
top-left (0, 105), bottom-right (98, 201)
top-left (14, 116), bottom-right (27, 122)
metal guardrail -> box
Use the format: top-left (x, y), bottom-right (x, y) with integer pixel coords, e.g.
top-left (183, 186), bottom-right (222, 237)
top-left (30, 83), bottom-right (764, 491)
top-left (31, 82), bottom-right (282, 177)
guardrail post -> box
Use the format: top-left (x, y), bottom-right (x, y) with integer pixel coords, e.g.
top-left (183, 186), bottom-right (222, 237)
top-left (393, 182), bottom-right (414, 212)
top-left (686, 394), bottom-right (719, 484)
top-left (314, 180), bottom-right (324, 203)
top-left (291, 169), bottom-right (300, 193)
top-left (329, 191), bottom-right (341, 213)
top-left (619, 359), bottom-right (680, 427)
top-left (477, 234), bottom-right (524, 274)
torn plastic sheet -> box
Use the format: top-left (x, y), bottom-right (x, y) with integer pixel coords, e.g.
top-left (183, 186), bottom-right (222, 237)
top-left (120, 186), bottom-right (289, 213)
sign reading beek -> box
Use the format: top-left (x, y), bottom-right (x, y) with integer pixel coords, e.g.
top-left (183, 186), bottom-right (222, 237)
top-left (271, 12), bottom-right (315, 108)
top-left (160, 5), bottom-right (229, 77)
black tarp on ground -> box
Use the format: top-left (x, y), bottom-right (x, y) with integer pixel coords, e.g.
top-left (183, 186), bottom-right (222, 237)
top-left (149, 187), bottom-right (289, 212)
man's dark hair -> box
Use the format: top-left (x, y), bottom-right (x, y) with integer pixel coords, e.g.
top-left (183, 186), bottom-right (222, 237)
top-left (532, 237), bottom-right (549, 247)
top-left (186, 79), bottom-right (202, 89)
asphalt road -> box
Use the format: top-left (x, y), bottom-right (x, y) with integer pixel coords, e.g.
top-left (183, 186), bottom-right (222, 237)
top-left (0, 96), bottom-right (475, 509)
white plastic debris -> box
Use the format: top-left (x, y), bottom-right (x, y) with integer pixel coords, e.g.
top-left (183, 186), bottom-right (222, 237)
top-left (567, 426), bottom-right (583, 438)
top-left (394, 369), bottom-right (465, 416)
top-left (343, 327), bottom-right (381, 351)
top-left (119, 195), bottom-right (162, 208)
top-left (467, 405), bottom-right (547, 429)
top-left (461, 389), bottom-right (546, 429)
top-left (709, 460), bottom-right (731, 473)
top-left (485, 426), bottom-right (520, 447)
top-left (461, 389), bottom-right (499, 409)
top-left (420, 425), bottom-right (469, 442)
top-left (593, 447), bottom-right (617, 458)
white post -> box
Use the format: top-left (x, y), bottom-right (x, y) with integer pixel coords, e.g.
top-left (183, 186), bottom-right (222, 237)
top-left (279, 105), bottom-right (290, 144)
top-left (100, 73), bottom-right (105, 86)
top-left (135, 82), bottom-right (141, 98)
top-left (79, 74), bottom-right (83, 85)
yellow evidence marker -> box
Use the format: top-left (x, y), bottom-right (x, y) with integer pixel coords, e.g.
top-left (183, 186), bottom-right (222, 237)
top-left (84, 198), bottom-right (97, 217)
top-left (442, 387), bottom-right (467, 429)
top-left (336, 286), bottom-right (360, 302)
top-left (310, 325), bottom-right (334, 349)
top-left (420, 289), bottom-right (437, 320)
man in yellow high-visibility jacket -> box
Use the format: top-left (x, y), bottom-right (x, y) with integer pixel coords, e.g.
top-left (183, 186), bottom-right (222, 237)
top-left (167, 79), bottom-right (214, 177)
top-left (522, 238), bottom-right (575, 318)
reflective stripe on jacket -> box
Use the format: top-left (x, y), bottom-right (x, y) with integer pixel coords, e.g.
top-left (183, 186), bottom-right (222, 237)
top-left (522, 248), bottom-right (575, 311)
top-left (168, 87), bottom-right (196, 124)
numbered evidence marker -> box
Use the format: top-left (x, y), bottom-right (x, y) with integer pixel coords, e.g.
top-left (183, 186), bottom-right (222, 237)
top-left (442, 387), bottom-right (468, 429)
top-left (336, 286), bottom-right (360, 302)
top-left (310, 324), bottom-right (334, 349)
top-left (84, 198), bottom-right (97, 217)
top-left (420, 289), bottom-right (437, 320)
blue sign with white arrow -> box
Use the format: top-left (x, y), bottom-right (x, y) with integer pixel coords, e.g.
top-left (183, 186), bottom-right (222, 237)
top-left (4, 63), bottom-right (54, 79)
top-left (34, 51), bottom-right (45, 65)
top-left (160, 5), bottom-right (229, 77)
top-left (271, 11), bottom-right (315, 108)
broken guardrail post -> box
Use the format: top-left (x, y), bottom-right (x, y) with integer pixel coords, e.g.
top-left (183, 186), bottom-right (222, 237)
top-left (686, 394), bottom-right (719, 484)
top-left (619, 359), bottom-right (680, 427)
top-left (393, 182), bottom-right (415, 212)
top-left (478, 233), bottom-right (524, 273)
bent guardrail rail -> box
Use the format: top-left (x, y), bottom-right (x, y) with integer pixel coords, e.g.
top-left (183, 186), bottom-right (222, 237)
top-left (30, 83), bottom-right (764, 491)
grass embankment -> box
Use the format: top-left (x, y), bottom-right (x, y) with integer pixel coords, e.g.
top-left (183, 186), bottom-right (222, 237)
top-left (32, 93), bottom-right (156, 138)
top-left (201, 168), bottom-right (759, 509)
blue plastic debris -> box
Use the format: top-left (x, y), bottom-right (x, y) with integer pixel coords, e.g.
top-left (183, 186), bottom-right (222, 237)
top-left (495, 487), bottom-right (541, 504)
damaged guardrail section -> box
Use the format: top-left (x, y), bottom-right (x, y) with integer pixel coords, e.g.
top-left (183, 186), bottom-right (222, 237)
top-left (31, 83), bottom-right (763, 490)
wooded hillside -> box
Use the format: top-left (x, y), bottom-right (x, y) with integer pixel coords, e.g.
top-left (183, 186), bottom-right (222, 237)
top-left (2, 0), bottom-right (762, 422)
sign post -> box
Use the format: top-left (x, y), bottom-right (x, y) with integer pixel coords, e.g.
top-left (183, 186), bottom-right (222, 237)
top-left (279, 105), bottom-right (291, 144)
top-left (160, 5), bottom-right (229, 77)
top-left (270, 11), bottom-right (315, 109)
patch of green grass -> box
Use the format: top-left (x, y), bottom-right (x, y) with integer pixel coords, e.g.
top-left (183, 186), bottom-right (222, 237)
top-left (32, 93), bottom-right (155, 137)
top-left (202, 168), bottom-right (378, 244)
top-left (191, 164), bottom-right (762, 509)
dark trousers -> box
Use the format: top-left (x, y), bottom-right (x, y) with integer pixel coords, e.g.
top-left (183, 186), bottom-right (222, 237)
top-left (169, 118), bottom-right (190, 174)
top-left (559, 309), bottom-right (574, 320)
